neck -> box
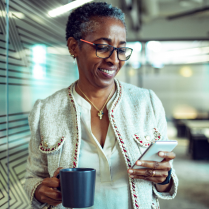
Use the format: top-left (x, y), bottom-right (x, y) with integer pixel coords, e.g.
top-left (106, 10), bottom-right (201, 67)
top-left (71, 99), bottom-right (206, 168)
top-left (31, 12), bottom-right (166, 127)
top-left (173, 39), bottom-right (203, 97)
top-left (75, 80), bottom-right (116, 109)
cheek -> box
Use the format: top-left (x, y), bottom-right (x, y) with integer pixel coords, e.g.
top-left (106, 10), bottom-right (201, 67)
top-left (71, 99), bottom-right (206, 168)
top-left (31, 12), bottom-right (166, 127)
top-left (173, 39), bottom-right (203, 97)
top-left (119, 61), bottom-right (125, 70)
top-left (85, 56), bottom-right (98, 68)
top-left (86, 59), bottom-right (102, 75)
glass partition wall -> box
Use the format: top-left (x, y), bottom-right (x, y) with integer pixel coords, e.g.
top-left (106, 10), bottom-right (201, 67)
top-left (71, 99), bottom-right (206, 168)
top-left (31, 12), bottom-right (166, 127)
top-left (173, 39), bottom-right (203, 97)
top-left (2, 1), bottom-right (10, 208)
top-left (1, 0), bottom-right (78, 208)
top-left (117, 40), bottom-right (209, 120)
top-left (1, 1), bottom-right (209, 208)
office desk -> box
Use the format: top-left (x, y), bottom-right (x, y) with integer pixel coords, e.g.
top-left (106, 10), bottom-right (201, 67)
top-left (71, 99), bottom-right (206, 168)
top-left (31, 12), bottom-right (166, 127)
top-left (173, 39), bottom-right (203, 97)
top-left (183, 120), bottom-right (209, 160)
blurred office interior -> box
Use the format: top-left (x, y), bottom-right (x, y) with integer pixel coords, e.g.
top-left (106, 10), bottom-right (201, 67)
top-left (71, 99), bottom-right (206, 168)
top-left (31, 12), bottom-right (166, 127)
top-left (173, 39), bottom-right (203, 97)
top-left (0, 0), bottom-right (209, 208)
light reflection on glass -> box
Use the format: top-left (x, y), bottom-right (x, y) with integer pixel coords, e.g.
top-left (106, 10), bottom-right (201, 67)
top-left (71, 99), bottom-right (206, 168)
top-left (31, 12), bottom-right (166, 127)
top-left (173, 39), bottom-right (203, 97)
top-left (32, 45), bottom-right (46, 79)
top-left (146, 41), bottom-right (209, 65)
top-left (126, 42), bottom-right (142, 69)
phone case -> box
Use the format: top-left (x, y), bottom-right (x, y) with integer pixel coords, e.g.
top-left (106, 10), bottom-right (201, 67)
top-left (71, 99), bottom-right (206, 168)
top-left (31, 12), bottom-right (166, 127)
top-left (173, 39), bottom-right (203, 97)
top-left (132, 140), bottom-right (178, 169)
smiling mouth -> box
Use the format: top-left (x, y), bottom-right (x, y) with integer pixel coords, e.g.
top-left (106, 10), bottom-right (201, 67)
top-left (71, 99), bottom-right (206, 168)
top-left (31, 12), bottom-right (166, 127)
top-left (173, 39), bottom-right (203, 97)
top-left (98, 68), bottom-right (115, 75)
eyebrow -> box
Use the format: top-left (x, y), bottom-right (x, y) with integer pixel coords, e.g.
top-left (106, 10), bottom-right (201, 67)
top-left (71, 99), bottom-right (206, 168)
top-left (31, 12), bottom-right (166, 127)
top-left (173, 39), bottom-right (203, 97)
top-left (94, 37), bottom-right (126, 45)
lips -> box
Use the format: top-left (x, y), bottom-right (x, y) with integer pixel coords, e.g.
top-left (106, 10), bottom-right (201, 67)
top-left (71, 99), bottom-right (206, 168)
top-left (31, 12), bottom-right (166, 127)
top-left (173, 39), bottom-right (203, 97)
top-left (99, 68), bottom-right (114, 75)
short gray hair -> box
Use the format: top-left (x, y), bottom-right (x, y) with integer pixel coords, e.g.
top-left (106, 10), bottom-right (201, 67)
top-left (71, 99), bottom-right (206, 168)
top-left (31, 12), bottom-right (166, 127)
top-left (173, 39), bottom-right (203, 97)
top-left (65, 2), bottom-right (126, 41)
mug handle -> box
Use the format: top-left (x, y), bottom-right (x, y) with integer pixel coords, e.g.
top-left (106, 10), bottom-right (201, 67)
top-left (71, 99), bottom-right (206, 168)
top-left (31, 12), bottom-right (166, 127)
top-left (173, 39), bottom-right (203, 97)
top-left (56, 173), bottom-right (61, 191)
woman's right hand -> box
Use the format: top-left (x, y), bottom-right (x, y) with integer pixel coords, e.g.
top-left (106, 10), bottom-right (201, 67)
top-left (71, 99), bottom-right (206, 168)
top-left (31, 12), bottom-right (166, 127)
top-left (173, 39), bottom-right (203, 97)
top-left (35, 167), bottom-right (63, 206)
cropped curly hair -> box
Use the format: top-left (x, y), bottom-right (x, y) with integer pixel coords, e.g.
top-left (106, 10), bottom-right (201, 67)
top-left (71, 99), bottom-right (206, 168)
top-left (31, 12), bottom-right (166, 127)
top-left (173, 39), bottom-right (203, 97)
top-left (65, 2), bottom-right (126, 42)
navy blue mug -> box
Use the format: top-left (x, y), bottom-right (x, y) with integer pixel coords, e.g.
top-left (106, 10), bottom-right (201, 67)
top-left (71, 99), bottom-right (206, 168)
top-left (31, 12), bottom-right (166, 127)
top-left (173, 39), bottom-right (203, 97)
top-left (57, 168), bottom-right (96, 208)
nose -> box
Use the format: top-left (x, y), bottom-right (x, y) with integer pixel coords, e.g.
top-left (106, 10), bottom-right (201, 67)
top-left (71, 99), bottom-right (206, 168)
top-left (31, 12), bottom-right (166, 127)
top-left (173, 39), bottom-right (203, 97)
top-left (105, 48), bottom-right (119, 65)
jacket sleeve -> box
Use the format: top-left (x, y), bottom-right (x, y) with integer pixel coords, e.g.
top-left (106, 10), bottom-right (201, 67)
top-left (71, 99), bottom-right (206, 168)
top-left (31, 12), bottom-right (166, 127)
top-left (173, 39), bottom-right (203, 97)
top-left (23, 99), bottom-right (50, 208)
top-left (149, 90), bottom-right (178, 200)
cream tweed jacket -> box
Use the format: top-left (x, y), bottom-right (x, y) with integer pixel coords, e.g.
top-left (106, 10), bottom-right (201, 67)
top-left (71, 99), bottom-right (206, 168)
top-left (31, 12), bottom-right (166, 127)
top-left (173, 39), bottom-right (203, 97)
top-left (24, 79), bottom-right (178, 209)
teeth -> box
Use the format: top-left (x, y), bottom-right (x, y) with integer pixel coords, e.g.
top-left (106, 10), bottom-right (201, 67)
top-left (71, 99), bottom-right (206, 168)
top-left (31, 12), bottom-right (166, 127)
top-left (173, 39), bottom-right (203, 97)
top-left (100, 68), bottom-right (115, 75)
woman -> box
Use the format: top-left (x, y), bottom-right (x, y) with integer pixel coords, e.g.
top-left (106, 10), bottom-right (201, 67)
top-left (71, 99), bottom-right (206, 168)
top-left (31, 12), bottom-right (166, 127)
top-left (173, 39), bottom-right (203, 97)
top-left (24, 2), bottom-right (178, 209)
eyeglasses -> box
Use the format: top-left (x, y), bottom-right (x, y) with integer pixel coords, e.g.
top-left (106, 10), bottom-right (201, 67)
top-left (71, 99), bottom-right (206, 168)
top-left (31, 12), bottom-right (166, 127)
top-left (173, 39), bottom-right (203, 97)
top-left (80, 39), bottom-right (133, 61)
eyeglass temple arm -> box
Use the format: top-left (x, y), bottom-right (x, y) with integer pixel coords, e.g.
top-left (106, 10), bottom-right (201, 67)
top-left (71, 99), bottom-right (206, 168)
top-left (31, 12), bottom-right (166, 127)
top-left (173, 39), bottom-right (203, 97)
top-left (80, 39), bottom-right (94, 45)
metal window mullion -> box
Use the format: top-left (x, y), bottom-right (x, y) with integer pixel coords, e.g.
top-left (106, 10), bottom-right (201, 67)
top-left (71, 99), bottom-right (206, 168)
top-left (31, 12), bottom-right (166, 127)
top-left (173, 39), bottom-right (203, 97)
top-left (5, 0), bottom-right (10, 208)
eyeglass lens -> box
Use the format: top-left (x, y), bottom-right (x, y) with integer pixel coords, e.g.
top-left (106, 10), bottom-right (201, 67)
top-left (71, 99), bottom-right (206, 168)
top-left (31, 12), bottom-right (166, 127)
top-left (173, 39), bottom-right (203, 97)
top-left (96, 44), bottom-right (132, 61)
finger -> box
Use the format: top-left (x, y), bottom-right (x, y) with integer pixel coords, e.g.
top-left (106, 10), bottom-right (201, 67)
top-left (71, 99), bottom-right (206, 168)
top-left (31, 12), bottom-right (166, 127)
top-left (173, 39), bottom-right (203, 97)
top-left (128, 168), bottom-right (153, 177)
top-left (129, 175), bottom-right (167, 184)
top-left (128, 169), bottom-right (168, 178)
top-left (44, 188), bottom-right (62, 200)
top-left (39, 186), bottom-right (62, 201)
top-left (134, 160), bottom-right (163, 169)
top-left (42, 177), bottom-right (60, 188)
top-left (158, 151), bottom-right (176, 161)
top-left (42, 195), bottom-right (62, 206)
top-left (53, 167), bottom-right (63, 178)
top-left (131, 160), bottom-right (171, 171)
top-left (41, 195), bottom-right (62, 206)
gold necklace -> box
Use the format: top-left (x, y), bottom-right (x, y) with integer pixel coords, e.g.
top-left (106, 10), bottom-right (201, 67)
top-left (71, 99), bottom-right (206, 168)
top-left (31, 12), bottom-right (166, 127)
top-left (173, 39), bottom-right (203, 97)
top-left (77, 83), bottom-right (114, 120)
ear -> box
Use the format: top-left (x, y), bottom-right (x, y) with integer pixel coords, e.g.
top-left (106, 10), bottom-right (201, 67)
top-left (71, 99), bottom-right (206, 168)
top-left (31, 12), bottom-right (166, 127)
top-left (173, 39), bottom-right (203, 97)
top-left (67, 37), bottom-right (79, 58)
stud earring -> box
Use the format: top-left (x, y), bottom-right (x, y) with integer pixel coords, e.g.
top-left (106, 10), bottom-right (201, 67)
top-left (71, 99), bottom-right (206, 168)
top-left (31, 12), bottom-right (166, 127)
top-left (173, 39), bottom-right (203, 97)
top-left (69, 51), bottom-right (75, 58)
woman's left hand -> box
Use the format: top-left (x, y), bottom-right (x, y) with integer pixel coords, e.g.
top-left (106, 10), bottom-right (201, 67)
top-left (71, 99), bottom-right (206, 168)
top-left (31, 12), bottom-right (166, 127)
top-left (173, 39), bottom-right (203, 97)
top-left (127, 151), bottom-right (176, 184)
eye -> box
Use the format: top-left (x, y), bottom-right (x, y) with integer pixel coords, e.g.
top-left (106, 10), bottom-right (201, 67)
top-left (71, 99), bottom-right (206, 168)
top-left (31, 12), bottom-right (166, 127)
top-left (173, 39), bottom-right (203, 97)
top-left (118, 48), bottom-right (126, 54)
top-left (96, 45), bottom-right (110, 53)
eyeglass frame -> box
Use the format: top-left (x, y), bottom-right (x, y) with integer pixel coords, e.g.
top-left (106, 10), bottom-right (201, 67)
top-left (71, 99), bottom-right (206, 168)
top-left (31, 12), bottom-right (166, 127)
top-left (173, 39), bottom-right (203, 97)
top-left (79, 39), bottom-right (133, 61)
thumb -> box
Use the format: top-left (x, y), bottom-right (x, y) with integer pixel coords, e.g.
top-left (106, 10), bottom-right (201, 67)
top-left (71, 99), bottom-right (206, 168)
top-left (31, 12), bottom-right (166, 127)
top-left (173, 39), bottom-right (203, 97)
top-left (53, 167), bottom-right (63, 178)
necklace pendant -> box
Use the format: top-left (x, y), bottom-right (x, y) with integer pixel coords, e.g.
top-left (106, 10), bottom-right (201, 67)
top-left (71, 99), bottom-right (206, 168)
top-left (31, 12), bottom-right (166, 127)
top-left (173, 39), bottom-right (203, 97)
top-left (98, 111), bottom-right (104, 120)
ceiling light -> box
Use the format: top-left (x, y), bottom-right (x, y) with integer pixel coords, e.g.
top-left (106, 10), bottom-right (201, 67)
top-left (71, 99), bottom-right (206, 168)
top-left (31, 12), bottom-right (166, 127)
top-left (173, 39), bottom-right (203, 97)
top-left (147, 41), bottom-right (162, 53)
top-left (164, 46), bottom-right (209, 58)
top-left (173, 105), bottom-right (197, 119)
top-left (184, 55), bottom-right (209, 64)
top-left (128, 68), bottom-right (136, 77)
top-left (179, 66), bottom-right (193, 77)
top-left (48, 0), bottom-right (94, 17)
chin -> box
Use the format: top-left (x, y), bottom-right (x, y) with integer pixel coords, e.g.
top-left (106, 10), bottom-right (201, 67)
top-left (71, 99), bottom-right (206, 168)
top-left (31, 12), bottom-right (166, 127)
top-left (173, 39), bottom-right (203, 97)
top-left (94, 78), bottom-right (115, 89)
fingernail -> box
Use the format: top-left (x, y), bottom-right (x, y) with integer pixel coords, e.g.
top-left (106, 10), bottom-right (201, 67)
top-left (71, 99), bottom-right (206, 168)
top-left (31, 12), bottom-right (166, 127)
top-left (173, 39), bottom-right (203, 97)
top-left (137, 161), bottom-right (142, 166)
top-left (129, 175), bottom-right (134, 178)
top-left (159, 152), bottom-right (164, 157)
top-left (128, 170), bottom-right (133, 174)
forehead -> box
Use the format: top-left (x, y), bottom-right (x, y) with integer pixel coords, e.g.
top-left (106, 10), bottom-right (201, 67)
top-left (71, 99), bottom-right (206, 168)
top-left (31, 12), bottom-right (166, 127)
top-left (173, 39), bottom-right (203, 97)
top-left (83, 17), bottom-right (126, 42)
